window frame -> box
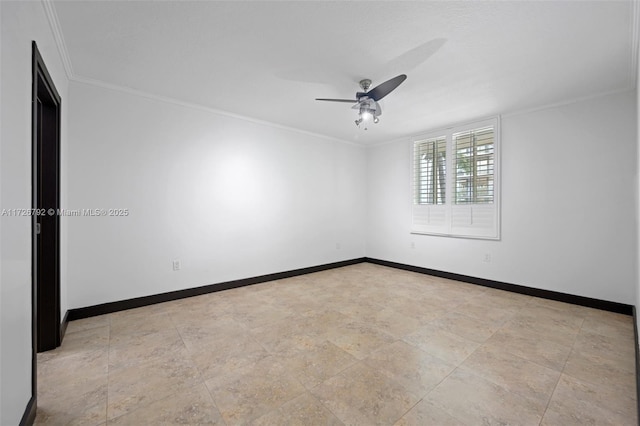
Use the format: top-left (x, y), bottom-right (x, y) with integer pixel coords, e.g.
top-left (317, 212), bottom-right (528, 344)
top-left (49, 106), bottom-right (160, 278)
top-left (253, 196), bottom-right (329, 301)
top-left (410, 117), bottom-right (501, 240)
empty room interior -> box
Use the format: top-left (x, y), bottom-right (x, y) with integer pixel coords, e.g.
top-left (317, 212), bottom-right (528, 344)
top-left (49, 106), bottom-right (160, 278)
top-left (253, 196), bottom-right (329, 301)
top-left (2, 0), bottom-right (640, 425)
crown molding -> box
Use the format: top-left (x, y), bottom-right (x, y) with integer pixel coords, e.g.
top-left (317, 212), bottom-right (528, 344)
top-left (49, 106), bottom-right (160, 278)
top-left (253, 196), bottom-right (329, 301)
top-left (630, 0), bottom-right (639, 89)
top-left (501, 87), bottom-right (635, 119)
top-left (71, 75), bottom-right (361, 147)
top-left (39, 0), bottom-right (361, 147)
top-left (41, 0), bottom-right (74, 79)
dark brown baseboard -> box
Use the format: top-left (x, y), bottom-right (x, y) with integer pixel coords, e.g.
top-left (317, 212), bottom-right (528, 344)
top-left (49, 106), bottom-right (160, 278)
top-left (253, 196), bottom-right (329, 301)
top-left (67, 258), bottom-right (367, 320)
top-left (60, 309), bottom-right (69, 342)
top-left (634, 306), bottom-right (639, 425)
top-left (365, 257), bottom-right (633, 315)
top-left (67, 256), bottom-right (633, 322)
top-left (19, 395), bottom-right (36, 426)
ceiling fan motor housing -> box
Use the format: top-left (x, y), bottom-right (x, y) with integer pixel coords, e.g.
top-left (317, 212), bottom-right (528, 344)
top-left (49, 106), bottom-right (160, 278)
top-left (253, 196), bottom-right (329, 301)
top-left (359, 79), bottom-right (372, 92)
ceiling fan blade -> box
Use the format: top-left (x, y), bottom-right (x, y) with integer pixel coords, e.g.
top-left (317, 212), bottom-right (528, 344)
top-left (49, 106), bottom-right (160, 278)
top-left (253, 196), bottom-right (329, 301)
top-left (366, 74), bottom-right (407, 101)
top-left (315, 98), bottom-right (358, 103)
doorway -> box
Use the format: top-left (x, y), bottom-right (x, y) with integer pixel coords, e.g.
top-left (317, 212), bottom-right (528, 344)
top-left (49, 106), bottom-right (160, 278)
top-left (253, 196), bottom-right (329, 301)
top-left (32, 41), bottom-right (61, 358)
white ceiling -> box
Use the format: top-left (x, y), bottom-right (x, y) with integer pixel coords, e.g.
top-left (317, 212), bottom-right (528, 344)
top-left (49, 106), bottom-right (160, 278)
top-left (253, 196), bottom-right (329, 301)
top-left (51, 1), bottom-right (636, 145)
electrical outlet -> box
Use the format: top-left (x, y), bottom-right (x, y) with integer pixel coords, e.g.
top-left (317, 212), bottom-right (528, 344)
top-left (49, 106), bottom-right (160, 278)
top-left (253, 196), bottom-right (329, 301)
top-left (172, 259), bottom-right (181, 271)
top-left (336, 243), bottom-right (341, 250)
top-left (483, 253), bottom-right (491, 263)
top-left (410, 242), bottom-right (416, 249)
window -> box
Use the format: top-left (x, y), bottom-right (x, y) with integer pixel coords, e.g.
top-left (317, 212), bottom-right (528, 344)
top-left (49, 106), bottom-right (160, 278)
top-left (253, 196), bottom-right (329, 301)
top-left (454, 126), bottom-right (494, 204)
top-left (411, 117), bottom-right (500, 239)
top-left (414, 136), bottom-right (446, 205)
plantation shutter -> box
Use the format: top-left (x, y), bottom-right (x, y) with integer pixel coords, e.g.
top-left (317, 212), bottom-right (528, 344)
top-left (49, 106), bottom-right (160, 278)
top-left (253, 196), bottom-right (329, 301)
top-left (411, 117), bottom-right (500, 239)
top-left (451, 125), bottom-right (498, 238)
top-left (412, 136), bottom-right (448, 234)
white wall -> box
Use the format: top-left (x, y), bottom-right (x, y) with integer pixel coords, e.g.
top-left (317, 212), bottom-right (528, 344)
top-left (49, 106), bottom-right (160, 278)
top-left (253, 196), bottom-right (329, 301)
top-left (367, 90), bottom-right (637, 304)
top-left (0, 1), bottom-right (69, 424)
top-left (66, 82), bottom-right (366, 309)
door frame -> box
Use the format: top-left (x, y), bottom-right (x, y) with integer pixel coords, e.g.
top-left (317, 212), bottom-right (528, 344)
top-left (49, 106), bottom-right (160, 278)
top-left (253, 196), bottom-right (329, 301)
top-left (30, 40), bottom-right (62, 417)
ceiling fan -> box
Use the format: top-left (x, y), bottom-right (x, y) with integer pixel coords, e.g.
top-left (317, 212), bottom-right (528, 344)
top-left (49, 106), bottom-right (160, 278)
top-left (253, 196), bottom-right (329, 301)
top-left (315, 74), bottom-right (407, 129)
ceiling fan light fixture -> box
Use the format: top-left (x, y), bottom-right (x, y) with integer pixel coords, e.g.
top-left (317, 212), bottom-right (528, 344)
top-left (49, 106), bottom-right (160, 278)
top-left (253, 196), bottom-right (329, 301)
top-left (356, 106), bottom-right (380, 128)
top-left (317, 74), bottom-right (407, 130)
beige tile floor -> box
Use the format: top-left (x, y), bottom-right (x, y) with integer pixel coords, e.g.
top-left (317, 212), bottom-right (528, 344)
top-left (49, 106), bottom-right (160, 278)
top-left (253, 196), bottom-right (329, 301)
top-left (35, 263), bottom-right (637, 425)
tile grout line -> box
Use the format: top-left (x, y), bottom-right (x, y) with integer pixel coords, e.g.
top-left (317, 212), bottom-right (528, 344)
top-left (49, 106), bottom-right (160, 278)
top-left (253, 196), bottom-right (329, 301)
top-left (383, 336), bottom-right (461, 425)
top-left (267, 278), bottom-right (352, 424)
top-left (274, 276), bottom-right (379, 424)
top-left (306, 377), bottom-right (348, 426)
top-left (166, 306), bottom-right (229, 424)
top-left (537, 315), bottom-right (586, 425)
top-left (485, 301), bottom-right (580, 374)
top-left (398, 322), bottom-right (490, 426)
top-left (385, 285), bottom-right (506, 423)
top-left (452, 298), bottom-right (564, 425)
top-left (224, 276), bottom-right (339, 424)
